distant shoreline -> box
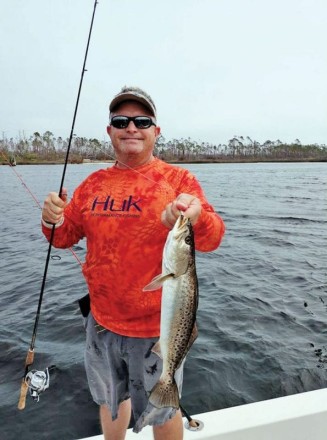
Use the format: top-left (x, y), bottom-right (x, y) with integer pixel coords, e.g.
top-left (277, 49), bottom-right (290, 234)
top-left (1, 157), bottom-right (326, 166)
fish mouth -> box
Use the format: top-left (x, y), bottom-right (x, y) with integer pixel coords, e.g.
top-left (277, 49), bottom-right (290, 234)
top-left (173, 214), bottom-right (191, 239)
top-left (176, 214), bottom-right (189, 228)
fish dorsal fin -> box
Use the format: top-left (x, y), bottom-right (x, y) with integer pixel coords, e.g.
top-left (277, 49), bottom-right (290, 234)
top-left (143, 273), bottom-right (174, 291)
top-left (151, 341), bottom-right (162, 359)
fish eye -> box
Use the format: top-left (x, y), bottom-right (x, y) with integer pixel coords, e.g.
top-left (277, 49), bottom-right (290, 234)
top-left (185, 236), bottom-right (192, 245)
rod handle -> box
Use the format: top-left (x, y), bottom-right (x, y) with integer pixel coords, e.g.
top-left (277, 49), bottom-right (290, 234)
top-left (188, 419), bottom-right (199, 428)
top-left (25, 348), bottom-right (34, 367)
top-left (17, 348), bottom-right (34, 410)
top-left (17, 378), bottom-right (29, 410)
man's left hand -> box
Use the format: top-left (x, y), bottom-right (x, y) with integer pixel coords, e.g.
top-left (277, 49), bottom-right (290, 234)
top-left (161, 193), bottom-right (202, 229)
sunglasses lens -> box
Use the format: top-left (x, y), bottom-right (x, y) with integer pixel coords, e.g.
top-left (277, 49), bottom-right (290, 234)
top-left (110, 116), bottom-right (155, 129)
top-left (134, 117), bottom-right (152, 129)
top-left (111, 116), bottom-right (128, 129)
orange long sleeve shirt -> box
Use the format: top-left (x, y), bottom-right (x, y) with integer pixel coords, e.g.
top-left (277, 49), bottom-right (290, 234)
top-left (42, 158), bottom-right (225, 337)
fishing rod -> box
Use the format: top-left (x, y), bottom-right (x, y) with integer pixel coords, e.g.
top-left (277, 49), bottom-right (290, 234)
top-left (180, 404), bottom-right (204, 431)
top-left (14, 1), bottom-right (202, 424)
top-left (10, 150), bottom-right (203, 423)
top-left (17, 0), bottom-right (98, 410)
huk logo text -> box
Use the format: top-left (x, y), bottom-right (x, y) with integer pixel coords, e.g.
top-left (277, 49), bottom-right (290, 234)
top-left (91, 195), bottom-right (142, 212)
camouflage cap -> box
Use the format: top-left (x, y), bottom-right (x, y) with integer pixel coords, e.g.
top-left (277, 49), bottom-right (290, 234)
top-left (109, 86), bottom-right (157, 119)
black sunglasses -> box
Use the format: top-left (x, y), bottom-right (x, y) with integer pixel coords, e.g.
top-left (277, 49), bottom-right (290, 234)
top-left (110, 115), bottom-right (156, 129)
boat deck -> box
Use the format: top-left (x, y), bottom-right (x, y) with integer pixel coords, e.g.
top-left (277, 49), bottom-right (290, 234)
top-left (79, 387), bottom-right (327, 439)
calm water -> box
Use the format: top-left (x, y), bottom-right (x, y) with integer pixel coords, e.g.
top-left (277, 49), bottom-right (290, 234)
top-left (0, 162), bottom-right (326, 439)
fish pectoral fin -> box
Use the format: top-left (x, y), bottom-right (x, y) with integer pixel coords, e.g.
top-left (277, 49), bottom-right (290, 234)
top-left (143, 273), bottom-right (175, 292)
top-left (151, 341), bottom-right (162, 359)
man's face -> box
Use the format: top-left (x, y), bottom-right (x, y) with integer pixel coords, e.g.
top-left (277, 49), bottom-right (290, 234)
top-left (107, 101), bottom-right (160, 166)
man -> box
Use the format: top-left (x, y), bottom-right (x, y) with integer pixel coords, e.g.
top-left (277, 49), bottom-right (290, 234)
top-left (41, 86), bottom-right (225, 439)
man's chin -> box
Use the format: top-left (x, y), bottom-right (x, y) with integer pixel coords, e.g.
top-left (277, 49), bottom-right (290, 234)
top-left (122, 140), bottom-right (143, 149)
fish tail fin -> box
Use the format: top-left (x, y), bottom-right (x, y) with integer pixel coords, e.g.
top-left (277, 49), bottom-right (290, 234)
top-left (149, 378), bottom-right (180, 409)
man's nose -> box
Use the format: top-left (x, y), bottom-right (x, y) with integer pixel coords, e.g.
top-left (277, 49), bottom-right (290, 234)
top-left (126, 120), bottom-right (137, 131)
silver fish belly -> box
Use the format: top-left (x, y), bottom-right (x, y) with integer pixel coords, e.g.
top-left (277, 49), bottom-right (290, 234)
top-left (143, 214), bottom-right (198, 409)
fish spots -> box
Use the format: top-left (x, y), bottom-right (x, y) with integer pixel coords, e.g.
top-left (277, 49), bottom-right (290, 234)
top-left (147, 215), bottom-right (198, 409)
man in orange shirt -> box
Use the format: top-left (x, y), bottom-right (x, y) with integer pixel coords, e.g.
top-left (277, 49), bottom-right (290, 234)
top-left (42, 86), bottom-right (225, 439)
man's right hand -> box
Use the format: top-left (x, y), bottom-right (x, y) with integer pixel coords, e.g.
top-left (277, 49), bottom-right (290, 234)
top-left (42, 188), bottom-right (68, 224)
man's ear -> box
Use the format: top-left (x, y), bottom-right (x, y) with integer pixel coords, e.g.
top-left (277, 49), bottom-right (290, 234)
top-left (106, 125), bottom-right (111, 135)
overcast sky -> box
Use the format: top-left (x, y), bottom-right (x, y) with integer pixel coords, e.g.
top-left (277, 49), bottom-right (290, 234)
top-left (1, 0), bottom-right (326, 146)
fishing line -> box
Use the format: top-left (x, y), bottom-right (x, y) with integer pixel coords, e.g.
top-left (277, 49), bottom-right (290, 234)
top-left (15, 0), bottom-right (200, 421)
top-left (87, 154), bottom-right (205, 426)
top-left (86, 146), bottom-right (187, 198)
top-left (1, 152), bottom-right (40, 208)
top-left (18, 0), bottom-right (98, 410)
top-left (1, 151), bottom-right (83, 267)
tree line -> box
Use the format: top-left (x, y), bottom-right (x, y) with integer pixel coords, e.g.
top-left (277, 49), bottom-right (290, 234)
top-left (1, 131), bottom-right (326, 163)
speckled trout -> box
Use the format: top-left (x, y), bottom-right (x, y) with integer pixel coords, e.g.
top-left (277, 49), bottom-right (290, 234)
top-left (143, 214), bottom-right (198, 409)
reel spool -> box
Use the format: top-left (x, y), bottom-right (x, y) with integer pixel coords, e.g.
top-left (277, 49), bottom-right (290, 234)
top-left (25, 368), bottom-right (50, 402)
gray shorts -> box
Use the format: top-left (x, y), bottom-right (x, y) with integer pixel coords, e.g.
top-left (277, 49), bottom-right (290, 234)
top-left (84, 313), bottom-right (184, 432)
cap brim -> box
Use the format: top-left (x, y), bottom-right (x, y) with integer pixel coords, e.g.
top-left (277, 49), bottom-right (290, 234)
top-left (109, 93), bottom-right (156, 117)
